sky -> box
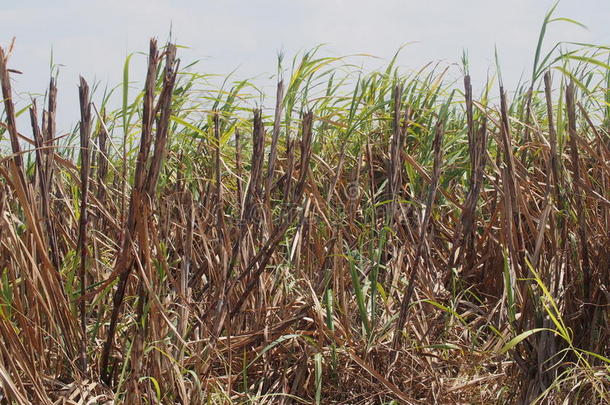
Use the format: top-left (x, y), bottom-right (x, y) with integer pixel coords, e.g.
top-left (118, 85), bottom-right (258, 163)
top-left (1, 0), bottom-right (610, 133)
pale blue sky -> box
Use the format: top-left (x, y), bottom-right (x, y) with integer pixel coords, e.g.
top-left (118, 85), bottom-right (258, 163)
top-left (1, 0), bottom-right (609, 132)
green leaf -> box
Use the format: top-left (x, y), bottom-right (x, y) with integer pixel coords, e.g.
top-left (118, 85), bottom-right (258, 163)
top-left (314, 353), bottom-right (323, 405)
top-left (139, 376), bottom-right (161, 401)
top-left (500, 328), bottom-right (555, 354)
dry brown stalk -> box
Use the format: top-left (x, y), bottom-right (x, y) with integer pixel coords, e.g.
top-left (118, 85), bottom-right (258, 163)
top-left (77, 76), bottom-right (92, 373)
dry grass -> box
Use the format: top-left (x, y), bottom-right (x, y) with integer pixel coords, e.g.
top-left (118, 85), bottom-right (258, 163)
top-left (0, 11), bottom-right (608, 404)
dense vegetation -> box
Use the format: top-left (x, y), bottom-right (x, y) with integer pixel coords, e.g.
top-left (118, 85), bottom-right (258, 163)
top-left (0, 8), bottom-right (608, 404)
